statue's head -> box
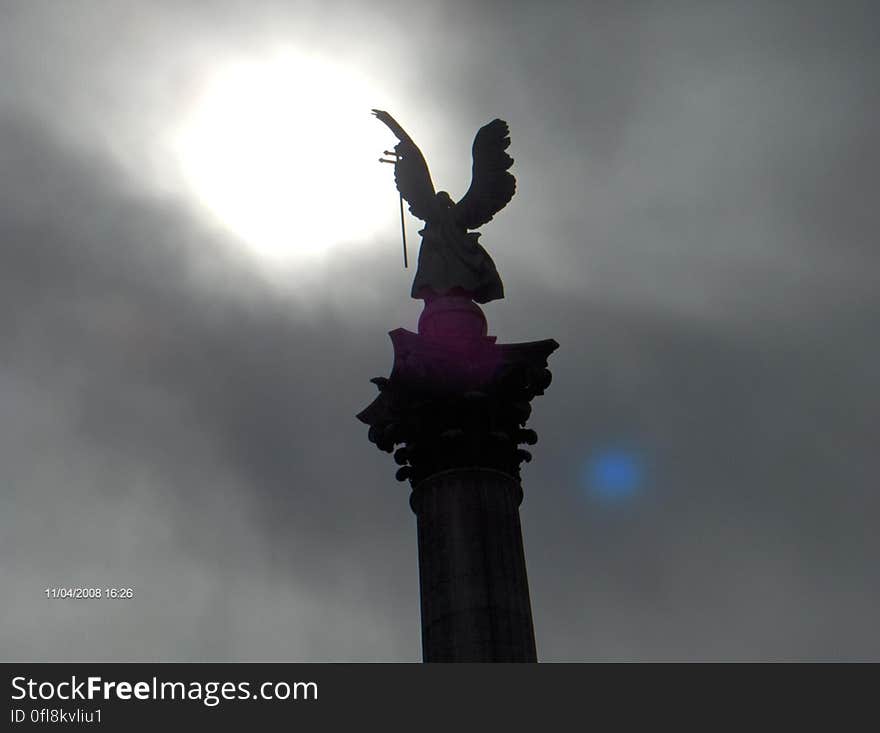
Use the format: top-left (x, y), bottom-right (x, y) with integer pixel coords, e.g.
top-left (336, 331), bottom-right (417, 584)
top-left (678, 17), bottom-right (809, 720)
top-left (435, 191), bottom-right (455, 208)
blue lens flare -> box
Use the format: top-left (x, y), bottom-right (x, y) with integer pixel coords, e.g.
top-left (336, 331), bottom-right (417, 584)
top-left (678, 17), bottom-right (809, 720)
top-left (583, 449), bottom-right (643, 502)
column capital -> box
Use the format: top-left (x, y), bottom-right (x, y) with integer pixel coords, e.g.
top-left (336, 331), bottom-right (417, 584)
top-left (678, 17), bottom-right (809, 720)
top-left (358, 303), bottom-right (558, 492)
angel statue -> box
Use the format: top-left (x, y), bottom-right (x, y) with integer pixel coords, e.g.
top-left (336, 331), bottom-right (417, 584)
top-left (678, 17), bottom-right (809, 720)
top-left (372, 109), bottom-right (516, 305)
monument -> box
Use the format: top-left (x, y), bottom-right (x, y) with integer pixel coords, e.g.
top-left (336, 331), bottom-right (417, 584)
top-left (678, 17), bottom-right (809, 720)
top-left (359, 110), bottom-right (557, 662)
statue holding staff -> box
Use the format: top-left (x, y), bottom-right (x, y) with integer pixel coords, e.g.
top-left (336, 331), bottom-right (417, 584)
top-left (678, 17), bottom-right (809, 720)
top-left (373, 109), bottom-right (516, 305)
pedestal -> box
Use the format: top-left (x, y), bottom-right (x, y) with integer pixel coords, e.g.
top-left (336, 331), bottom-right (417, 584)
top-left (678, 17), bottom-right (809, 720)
top-left (358, 298), bottom-right (557, 662)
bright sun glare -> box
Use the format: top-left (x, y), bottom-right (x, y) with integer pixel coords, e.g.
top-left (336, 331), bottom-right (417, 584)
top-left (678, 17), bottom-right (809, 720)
top-left (172, 51), bottom-right (393, 263)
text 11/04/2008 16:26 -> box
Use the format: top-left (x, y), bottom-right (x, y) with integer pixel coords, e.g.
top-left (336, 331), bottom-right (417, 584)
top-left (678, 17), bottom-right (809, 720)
top-left (45, 587), bottom-right (134, 599)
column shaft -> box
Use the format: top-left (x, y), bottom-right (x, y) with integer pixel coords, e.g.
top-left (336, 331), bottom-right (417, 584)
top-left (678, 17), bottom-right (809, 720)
top-left (412, 468), bottom-right (537, 662)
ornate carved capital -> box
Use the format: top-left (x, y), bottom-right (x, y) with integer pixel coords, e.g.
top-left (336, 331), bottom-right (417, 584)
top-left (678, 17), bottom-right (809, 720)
top-left (358, 313), bottom-right (558, 493)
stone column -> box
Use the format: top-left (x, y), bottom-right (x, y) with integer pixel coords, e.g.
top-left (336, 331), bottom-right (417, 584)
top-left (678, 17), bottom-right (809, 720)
top-left (413, 468), bottom-right (536, 662)
top-left (358, 297), bottom-right (557, 662)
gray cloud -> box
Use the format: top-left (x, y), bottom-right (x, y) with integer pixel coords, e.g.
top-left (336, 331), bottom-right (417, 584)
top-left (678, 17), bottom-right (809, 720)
top-left (1, 0), bottom-right (878, 660)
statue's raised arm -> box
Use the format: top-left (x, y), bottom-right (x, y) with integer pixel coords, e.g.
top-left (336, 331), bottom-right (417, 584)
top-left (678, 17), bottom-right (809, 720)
top-left (372, 109), bottom-right (437, 222)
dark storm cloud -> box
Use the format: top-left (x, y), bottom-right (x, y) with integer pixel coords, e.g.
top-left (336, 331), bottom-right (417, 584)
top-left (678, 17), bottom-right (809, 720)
top-left (1, 1), bottom-right (878, 660)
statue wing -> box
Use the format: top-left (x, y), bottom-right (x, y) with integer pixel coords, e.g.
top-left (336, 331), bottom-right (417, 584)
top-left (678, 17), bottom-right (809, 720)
top-left (372, 109), bottom-right (436, 222)
top-left (452, 119), bottom-right (516, 230)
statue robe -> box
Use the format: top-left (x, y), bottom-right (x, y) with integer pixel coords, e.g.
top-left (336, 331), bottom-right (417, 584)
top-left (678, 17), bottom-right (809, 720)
top-left (410, 220), bottom-right (504, 304)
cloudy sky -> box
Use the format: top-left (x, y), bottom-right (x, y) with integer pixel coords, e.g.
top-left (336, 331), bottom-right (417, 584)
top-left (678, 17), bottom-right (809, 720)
top-left (2, 0), bottom-right (877, 661)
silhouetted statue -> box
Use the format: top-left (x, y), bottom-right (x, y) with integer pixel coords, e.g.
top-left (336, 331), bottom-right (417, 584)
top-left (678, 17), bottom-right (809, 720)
top-left (372, 110), bottom-right (516, 304)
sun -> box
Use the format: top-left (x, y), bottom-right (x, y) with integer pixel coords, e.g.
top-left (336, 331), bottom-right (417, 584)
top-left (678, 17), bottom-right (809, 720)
top-left (171, 50), bottom-right (394, 263)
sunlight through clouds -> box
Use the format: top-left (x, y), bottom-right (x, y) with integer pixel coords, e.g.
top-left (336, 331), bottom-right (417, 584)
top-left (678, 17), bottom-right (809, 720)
top-left (170, 48), bottom-right (395, 263)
